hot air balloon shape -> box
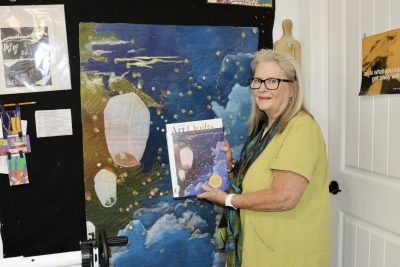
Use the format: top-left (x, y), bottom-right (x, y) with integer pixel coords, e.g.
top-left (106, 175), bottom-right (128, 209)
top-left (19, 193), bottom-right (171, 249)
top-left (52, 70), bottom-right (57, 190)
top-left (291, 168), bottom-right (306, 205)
top-left (104, 92), bottom-right (150, 167)
top-left (178, 169), bottom-right (186, 181)
top-left (94, 168), bottom-right (117, 207)
top-left (179, 146), bottom-right (193, 170)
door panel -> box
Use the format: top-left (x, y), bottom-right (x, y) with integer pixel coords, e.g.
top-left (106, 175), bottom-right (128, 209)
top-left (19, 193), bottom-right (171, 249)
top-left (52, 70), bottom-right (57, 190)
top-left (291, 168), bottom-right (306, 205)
top-left (328, 0), bottom-right (400, 266)
top-left (388, 97), bottom-right (400, 177)
top-left (373, 97), bottom-right (388, 175)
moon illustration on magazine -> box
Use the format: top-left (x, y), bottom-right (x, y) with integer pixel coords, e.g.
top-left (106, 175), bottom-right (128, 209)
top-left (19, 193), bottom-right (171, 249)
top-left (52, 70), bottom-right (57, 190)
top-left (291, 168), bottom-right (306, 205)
top-left (209, 174), bottom-right (223, 188)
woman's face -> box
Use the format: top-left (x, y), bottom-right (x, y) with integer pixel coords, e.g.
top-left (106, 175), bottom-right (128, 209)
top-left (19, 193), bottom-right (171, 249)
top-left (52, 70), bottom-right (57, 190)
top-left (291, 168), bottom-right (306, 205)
top-left (252, 61), bottom-right (293, 121)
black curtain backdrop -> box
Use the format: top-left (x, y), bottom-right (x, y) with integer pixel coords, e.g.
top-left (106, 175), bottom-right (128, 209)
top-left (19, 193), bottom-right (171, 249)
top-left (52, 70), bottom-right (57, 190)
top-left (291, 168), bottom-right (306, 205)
top-left (0, 0), bottom-right (275, 258)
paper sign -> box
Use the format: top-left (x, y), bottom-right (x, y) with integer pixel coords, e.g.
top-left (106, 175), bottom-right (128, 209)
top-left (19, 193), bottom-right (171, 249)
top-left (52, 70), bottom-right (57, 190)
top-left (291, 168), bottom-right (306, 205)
top-left (0, 108), bottom-right (21, 138)
top-left (7, 152), bottom-right (29, 186)
top-left (35, 109), bottom-right (73, 138)
top-left (0, 135), bottom-right (31, 156)
top-left (0, 156), bottom-right (7, 174)
top-left (0, 120), bottom-right (27, 174)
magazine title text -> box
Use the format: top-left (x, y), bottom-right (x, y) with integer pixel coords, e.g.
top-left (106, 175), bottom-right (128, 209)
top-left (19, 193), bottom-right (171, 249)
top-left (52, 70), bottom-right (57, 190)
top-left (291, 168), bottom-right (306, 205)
top-left (171, 122), bottom-right (216, 133)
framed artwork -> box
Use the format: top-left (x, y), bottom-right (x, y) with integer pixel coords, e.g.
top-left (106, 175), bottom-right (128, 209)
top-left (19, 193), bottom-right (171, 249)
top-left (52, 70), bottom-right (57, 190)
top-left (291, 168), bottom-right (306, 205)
top-left (0, 5), bottom-right (71, 95)
top-left (360, 28), bottom-right (400, 95)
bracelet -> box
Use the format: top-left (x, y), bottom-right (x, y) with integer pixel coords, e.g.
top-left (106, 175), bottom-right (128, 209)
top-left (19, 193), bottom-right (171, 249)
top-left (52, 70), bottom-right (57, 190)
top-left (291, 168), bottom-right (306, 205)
top-left (225, 193), bottom-right (237, 209)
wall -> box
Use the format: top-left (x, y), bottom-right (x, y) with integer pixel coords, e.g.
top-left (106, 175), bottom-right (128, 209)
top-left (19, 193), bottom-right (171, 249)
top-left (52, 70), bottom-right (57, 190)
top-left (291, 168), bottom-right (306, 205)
top-left (273, 0), bottom-right (301, 43)
top-left (274, 0), bottom-right (329, 143)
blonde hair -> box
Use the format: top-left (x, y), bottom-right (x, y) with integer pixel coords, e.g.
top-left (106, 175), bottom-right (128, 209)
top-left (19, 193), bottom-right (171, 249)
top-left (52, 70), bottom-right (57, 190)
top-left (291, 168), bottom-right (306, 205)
top-left (248, 49), bottom-right (311, 135)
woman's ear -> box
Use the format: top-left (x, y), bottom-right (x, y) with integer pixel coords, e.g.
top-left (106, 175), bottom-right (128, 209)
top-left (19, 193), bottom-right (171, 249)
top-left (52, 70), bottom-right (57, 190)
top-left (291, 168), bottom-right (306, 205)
top-left (290, 81), bottom-right (298, 97)
top-left (289, 87), bottom-right (295, 98)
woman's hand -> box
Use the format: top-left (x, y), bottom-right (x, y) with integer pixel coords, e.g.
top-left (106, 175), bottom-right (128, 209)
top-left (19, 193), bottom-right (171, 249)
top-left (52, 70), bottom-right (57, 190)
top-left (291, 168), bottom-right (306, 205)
top-left (221, 140), bottom-right (234, 170)
top-left (197, 184), bottom-right (228, 206)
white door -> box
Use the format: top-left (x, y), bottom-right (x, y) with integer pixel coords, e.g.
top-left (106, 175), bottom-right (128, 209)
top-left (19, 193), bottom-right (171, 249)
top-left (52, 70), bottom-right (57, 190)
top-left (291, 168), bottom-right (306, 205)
top-left (328, 0), bottom-right (400, 266)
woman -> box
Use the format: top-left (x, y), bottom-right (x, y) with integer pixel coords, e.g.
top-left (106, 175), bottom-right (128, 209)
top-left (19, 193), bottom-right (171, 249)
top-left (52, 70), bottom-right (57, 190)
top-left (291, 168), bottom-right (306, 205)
top-left (198, 49), bottom-right (330, 267)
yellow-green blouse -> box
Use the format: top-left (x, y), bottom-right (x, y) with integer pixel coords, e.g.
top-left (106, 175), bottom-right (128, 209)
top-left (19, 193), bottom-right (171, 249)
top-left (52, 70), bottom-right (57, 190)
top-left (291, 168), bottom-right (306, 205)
top-left (240, 112), bottom-right (330, 267)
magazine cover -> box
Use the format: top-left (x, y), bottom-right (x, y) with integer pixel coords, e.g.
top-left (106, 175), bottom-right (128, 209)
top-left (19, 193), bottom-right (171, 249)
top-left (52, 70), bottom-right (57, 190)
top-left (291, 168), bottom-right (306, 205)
top-left (166, 118), bottom-right (229, 198)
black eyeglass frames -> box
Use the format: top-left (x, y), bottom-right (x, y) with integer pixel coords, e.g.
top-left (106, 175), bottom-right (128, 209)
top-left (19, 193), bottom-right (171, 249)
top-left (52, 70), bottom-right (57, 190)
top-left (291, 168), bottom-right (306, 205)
top-left (248, 78), bottom-right (293, 90)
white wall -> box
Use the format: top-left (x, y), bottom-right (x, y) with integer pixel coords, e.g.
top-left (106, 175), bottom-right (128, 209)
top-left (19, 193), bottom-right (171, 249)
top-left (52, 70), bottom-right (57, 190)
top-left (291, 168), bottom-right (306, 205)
top-left (273, 0), bottom-right (301, 43)
top-left (274, 0), bottom-right (329, 142)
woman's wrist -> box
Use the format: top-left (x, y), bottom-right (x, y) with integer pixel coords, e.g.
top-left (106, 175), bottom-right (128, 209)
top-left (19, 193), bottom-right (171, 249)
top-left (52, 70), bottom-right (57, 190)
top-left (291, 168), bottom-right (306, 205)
top-left (225, 193), bottom-right (237, 209)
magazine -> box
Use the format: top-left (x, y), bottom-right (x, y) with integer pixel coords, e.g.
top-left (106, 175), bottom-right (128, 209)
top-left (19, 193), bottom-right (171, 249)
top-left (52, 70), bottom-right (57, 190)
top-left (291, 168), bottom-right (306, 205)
top-left (166, 118), bottom-right (229, 198)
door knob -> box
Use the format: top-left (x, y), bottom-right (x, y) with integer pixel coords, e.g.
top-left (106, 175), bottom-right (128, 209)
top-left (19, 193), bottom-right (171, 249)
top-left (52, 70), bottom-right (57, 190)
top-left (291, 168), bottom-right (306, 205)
top-left (329, 180), bottom-right (341, 195)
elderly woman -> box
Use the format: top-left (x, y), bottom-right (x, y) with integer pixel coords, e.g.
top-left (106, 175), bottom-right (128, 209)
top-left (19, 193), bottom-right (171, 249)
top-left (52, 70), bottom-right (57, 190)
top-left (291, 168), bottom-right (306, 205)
top-left (198, 49), bottom-right (330, 267)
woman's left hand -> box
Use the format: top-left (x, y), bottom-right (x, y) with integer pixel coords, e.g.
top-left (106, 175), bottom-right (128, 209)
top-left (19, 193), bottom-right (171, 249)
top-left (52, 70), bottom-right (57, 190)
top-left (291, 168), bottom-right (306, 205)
top-left (197, 184), bottom-right (228, 206)
top-left (220, 140), bottom-right (233, 164)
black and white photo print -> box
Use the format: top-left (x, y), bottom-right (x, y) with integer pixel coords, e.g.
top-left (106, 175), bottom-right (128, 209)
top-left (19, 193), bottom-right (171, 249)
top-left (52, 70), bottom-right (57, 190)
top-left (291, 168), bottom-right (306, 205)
top-left (1, 27), bottom-right (52, 88)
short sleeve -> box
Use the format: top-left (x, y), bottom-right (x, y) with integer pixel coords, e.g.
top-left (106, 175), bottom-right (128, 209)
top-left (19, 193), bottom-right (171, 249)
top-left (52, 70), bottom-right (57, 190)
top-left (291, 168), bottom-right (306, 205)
top-left (269, 115), bottom-right (324, 181)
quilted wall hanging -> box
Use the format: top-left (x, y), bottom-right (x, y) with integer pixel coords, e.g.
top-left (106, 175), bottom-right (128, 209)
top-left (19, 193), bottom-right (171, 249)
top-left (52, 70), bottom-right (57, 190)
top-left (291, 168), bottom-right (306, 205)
top-left (80, 23), bottom-right (258, 267)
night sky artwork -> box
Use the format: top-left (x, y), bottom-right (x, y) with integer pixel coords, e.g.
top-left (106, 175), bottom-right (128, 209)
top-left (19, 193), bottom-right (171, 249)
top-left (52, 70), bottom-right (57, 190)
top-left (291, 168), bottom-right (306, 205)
top-left (80, 23), bottom-right (258, 267)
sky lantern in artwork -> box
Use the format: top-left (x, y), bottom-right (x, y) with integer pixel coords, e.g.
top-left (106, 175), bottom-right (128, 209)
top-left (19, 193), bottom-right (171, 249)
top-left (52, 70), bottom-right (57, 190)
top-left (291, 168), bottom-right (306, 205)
top-left (178, 169), bottom-right (186, 181)
top-left (179, 146), bottom-right (193, 170)
top-left (94, 168), bottom-right (117, 207)
top-left (104, 92), bottom-right (150, 167)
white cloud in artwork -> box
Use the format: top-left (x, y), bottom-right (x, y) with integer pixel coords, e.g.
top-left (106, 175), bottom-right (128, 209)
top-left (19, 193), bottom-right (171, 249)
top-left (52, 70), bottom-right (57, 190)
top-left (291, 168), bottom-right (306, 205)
top-left (92, 50), bottom-right (112, 56)
top-left (145, 211), bottom-right (208, 247)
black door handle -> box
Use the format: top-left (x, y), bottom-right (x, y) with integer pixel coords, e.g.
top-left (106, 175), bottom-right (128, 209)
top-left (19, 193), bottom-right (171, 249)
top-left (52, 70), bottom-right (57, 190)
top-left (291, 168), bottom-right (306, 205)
top-left (329, 180), bottom-right (341, 195)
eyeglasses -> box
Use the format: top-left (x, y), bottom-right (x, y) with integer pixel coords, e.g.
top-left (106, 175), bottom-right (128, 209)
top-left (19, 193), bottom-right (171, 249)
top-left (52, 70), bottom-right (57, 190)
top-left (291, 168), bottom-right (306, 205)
top-left (248, 78), bottom-right (293, 90)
